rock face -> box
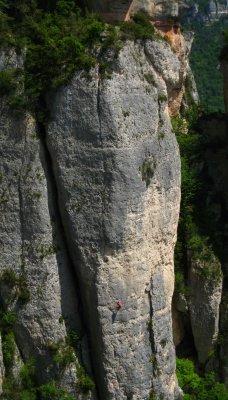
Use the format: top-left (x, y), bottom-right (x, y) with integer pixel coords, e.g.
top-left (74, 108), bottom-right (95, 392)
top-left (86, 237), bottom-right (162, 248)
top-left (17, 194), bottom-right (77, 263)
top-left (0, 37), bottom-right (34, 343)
top-left (46, 39), bottom-right (182, 400)
top-left (0, 49), bottom-right (93, 398)
top-left (188, 257), bottom-right (223, 364)
top-left (0, 32), bottom-right (190, 398)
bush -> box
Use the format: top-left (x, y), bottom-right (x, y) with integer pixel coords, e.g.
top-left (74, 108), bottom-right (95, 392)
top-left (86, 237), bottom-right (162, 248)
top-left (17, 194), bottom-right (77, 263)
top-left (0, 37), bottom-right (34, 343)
top-left (53, 345), bottom-right (76, 369)
top-left (77, 366), bottom-right (95, 393)
top-left (172, 109), bottom-right (218, 294)
top-left (0, 69), bottom-right (17, 95)
top-left (2, 331), bottom-right (16, 370)
top-left (120, 12), bottom-right (155, 41)
top-left (20, 358), bottom-right (36, 389)
top-left (176, 358), bottom-right (228, 400)
top-left (1, 311), bottom-right (17, 330)
top-left (0, 269), bottom-right (17, 287)
top-left (39, 382), bottom-right (74, 400)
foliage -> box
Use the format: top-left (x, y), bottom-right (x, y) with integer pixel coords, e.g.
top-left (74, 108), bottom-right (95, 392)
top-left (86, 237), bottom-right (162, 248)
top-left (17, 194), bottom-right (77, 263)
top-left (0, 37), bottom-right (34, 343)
top-left (187, 16), bottom-right (228, 112)
top-left (0, 269), bottom-right (17, 287)
top-left (2, 358), bottom-right (75, 400)
top-left (0, 68), bottom-right (22, 95)
top-left (120, 12), bottom-right (155, 41)
top-left (176, 358), bottom-right (228, 399)
top-left (172, 107), bottom-right (223, 295)
top-left (76, 365), bottom-right (95, 393)
top-left (2, 331), bottom-right (16, 370)
top-left (0, 269), bottom-right (30, 304)
top-left (0, 1), bottom-right (105, 117)
top-left (0, 1), bottom-right (162, 119)
top-left (52, 344), bottom-right (76, 369)
top-left (144, 73), bottom-right (156, 85)
top-left (0, 311), bottom-right (17, 371)
top-left (1, 311), bottom-right (17, 330)
top-left (65, 329), bottom-right (80, 348)
top-left (20, 359), bottom-right (36, 389)
top-left (38, 382), bottom-right (74, 400)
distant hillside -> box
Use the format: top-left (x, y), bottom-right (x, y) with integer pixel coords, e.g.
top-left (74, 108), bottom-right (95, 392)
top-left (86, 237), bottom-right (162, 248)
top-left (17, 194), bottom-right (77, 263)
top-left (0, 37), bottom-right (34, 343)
top-left (184, 15), bottom-right (227, 112)
top-left (181, 0), bottom-right (227, 24)
top-left (178, 0), bottom-right (227, 112)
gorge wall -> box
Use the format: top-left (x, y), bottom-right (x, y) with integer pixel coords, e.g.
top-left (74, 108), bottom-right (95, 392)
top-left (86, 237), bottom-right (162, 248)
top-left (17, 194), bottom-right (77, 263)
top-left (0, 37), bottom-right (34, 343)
top-left (1, 1), bottom-right (227, 399)
top-left (0, 15), bottom-right (193, 399)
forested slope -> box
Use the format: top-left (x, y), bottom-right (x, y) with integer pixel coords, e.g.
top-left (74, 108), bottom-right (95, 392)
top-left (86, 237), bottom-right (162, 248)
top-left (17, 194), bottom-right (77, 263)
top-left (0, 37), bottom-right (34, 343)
top-left (188, 17), bottom-right (227, 112)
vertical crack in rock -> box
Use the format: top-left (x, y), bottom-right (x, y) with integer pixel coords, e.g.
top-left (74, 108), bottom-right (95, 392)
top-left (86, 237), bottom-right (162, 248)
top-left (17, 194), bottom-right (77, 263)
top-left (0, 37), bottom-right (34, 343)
top-left (17, 129), bottom-right (27, 270)
top-left (46, 40), bottom-right (182, 399)
top-left (147, 282), bottom-right (156, 394)
top-left (36, 121), bottom-right (98, 397)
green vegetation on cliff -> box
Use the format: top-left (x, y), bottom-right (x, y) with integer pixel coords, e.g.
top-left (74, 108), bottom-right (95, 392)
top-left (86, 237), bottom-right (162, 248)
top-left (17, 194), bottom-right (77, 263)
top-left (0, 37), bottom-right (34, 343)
top-left (0, 1), bottom-right (158, 120)
top-left (0, 0), bottom-right (106, 117)
top-left (177, 358), bottom-right (228, 399)
top-left (172, 108), bottom-right (220, 295)
top-left (188, 17), bottom-right (227, 112)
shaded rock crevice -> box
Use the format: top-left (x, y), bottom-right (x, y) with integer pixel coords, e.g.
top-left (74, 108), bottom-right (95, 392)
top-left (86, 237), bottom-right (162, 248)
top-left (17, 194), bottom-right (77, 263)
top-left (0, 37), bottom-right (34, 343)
top-left (36, 120), bottom-right (98, 393)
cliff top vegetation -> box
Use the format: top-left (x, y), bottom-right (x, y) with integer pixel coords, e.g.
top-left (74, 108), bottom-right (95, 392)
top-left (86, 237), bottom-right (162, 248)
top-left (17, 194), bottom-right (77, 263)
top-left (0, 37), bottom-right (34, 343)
top-left (0, 0), bottom-right (160, 120)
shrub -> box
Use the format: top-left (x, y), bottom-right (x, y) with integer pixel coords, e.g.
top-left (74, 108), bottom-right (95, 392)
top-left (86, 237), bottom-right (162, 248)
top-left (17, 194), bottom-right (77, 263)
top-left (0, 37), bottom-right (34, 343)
top-left (144, 73), bottom-right (156, 85)
top-left (1, 311), bottom-right (17, 330)
top-left (0, 269), bottom-right (17, 287)
top-left (0, 69), bottom-right (17, 95)
top-left (176, 358), bottom-right (228, 400)
top-left (0, 269), bottom-right (30, 305)
top-left (53, 345), bottom-right (76, 369)
top-left (20, 358), bottom-right (36, 389)
top-left (2, 331), bottom-right (16, 370)
top-left (65, 329), bottom-right (80, 348)
top-left (77, 366), bottom-right (95, 393)
top-left (39, 382), bottom-right (74, 400)
top-left (120, 12), bottom-right (155, 41)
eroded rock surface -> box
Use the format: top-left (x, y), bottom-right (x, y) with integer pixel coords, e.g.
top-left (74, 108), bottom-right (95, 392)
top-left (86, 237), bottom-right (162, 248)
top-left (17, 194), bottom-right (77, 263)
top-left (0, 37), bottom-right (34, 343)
top-left (46, 40), bottom-right (182, 399)
top-left (0, 49), bottom-right (93, 398)
top-left (0, 34), bottom-right (188, 399)
top-left (189, 257), bottom-right (223, 364)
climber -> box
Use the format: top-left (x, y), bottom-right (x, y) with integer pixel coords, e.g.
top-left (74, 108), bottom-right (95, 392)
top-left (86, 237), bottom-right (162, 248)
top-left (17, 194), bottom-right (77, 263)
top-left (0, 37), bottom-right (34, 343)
top-left (116, 300), bottom-right (124, 309)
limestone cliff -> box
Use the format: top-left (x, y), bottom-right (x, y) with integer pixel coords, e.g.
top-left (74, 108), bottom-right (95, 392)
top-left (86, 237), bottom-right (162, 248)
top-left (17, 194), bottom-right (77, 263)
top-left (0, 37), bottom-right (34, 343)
top-left (0, 28), bottom-right (191, 398)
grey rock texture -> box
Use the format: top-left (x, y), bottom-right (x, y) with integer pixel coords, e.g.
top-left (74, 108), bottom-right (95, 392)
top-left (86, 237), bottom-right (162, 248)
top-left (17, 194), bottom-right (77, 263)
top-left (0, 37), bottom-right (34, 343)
top-left (0, 49), bottom-right (94, 398)
top-left (46, 39), bottom-right (182, 399)
top-left (0, 34), bottom-right (189, 398)
top-left (144, 34), bottom-right (191, 116)
top-left (188, 257), bottom-right (223, 364)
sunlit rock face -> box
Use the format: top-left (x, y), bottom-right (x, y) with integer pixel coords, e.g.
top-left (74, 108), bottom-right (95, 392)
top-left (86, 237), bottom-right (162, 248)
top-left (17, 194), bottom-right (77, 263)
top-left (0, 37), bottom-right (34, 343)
top-left (46, 38), bottom-right (183, 399)
top-left (0, 14), bottom-right (191, 399)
